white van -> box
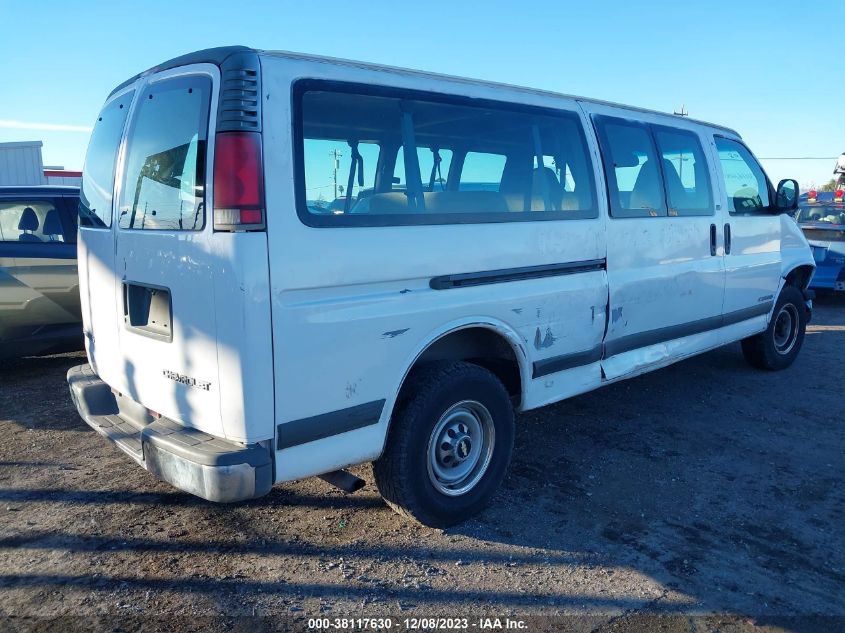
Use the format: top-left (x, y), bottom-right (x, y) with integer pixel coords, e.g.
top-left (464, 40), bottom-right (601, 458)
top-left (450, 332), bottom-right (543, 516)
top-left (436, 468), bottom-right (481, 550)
top-left (68, 46), bottom-right (814, 527)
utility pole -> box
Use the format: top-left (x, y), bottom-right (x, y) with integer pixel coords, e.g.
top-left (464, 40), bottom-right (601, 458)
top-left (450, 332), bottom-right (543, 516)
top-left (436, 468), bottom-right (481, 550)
top-left (329, 149), bottom-right (343, 199)
top-left (674, 104), bottom-right (688, 117)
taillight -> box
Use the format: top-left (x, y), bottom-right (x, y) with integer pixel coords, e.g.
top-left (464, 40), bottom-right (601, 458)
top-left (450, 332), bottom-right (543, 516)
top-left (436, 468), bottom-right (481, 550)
top-left (213, 131), bottom-right (265, 231)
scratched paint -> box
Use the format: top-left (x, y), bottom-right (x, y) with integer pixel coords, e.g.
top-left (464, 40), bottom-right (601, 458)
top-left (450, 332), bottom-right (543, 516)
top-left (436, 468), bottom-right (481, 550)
top-left (533, 327), bottom-right (556, 350)
top-left (382, 328), bottom-right (410, 339)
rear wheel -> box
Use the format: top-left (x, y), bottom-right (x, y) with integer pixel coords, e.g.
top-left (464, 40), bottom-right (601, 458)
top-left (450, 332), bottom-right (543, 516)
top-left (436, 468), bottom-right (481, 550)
top-left (373, 361), bottom-right (515, 528)
top-left (741, 285), bottom-right (807, 371)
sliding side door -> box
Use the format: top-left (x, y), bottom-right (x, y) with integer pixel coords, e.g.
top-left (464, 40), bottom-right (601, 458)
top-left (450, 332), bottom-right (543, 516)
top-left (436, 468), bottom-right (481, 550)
top-left (586, 107), bottom-right (726, 379)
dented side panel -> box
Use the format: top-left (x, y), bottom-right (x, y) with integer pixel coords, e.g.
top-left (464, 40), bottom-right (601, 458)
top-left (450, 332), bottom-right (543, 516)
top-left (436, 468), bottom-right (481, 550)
top-left (580, 101), bottom-right (727, 380)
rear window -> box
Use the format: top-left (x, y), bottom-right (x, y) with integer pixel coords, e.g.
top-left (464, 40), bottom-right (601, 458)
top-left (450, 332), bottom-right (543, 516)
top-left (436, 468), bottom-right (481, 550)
top-left (295, 80), bottom-right (597, 226)
top-left (80, 92), bottom-right (134, 228)
top-left (0, 200), bottom-right (68, 243)
top-left (118, 75), bottom-right (211, 230)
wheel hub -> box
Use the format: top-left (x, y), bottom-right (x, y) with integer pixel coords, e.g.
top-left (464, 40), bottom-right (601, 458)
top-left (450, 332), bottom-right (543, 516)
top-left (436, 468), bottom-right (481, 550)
top-left (442, 433), bottom-right (472, 463)
top-left (773, 303), bottom-right (799, 355)
top-left (427, 400), bottom-right (495, 497)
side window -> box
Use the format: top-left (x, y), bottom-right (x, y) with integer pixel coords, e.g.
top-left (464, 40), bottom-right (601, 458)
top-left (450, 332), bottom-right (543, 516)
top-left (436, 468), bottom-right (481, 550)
top-left (80, 91), bottom-right (134, 228)
top-left (304, 139), bottom-right (379, 214)
top-left (0, 200), bottom-right (67, 243)
top-left (119, 75), bottom-right (211, 230)
top-left (594, 117), bottom-right (666, 217)
top-left (715, 137), bottom-right (771, 214)
top-left (534, 153), bottom-right (588, 210)
top-left (417, 147), bottom-right (453, 191)
top-left (458, 152), bottom-right (506, 191)
top-left (653, 127), bottom-right (713, 216)
top-left (394, 147), bottom-right (455, 193)
top-left (296, 81), bottom-right (598, 226)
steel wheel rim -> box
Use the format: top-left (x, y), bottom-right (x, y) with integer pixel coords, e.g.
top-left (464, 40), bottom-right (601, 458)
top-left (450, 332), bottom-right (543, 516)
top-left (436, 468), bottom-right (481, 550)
top-left (773, 303), bottom-right (799, 355)
top-left (426, 400), bottom-right (495, 497)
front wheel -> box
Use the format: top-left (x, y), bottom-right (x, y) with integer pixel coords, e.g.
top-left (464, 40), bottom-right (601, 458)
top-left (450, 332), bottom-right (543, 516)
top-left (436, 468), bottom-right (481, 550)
top-left (741, 285), bottom-right (808, 371)
top-left (372, 361), bottom-right (515, 528)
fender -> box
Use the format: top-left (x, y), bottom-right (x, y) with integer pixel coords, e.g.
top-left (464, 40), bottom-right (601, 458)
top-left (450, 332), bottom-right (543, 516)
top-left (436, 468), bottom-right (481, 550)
top-left (779, 214), bottom-right (816, 283)
top-left (769, 214), bottom-right (816, 321)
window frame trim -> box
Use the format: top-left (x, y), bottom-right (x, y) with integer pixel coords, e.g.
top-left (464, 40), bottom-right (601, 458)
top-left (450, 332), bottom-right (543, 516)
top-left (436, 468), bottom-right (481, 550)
top-left (713, 134), bottom-right (775, 216)
top-left (291, 78), bottom-right (600, 228)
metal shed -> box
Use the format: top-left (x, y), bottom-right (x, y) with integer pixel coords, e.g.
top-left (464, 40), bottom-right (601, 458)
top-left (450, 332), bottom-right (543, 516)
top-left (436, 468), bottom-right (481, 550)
top-left (0, 141), bottom-right (47, 186)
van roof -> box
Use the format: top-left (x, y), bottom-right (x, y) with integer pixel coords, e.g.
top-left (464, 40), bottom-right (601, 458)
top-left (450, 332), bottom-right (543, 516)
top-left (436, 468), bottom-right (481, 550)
top-left (109, 45), bottom-right (740, 137)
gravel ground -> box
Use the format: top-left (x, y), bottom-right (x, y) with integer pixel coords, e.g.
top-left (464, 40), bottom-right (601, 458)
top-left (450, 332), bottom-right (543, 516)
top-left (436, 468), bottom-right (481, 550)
top-left (0, 296), bottom-right (843, 633)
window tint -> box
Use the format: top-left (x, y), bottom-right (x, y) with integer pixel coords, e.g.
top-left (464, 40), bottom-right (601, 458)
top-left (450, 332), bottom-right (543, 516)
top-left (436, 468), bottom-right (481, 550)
top-left (0, 200), bottom-right (67, 243)
top-left (715, 137), bottom-right (770, 214)
top-left (119, 76), bottom-right (211, 230)
top-left (653, 127), bottom-right (713, 216)
top-left (595, 117), bottom-right (666, 217)
top-left (80, 92), bottom-right (133, 228)
top-left (297, 82), bottom-right (597, 226)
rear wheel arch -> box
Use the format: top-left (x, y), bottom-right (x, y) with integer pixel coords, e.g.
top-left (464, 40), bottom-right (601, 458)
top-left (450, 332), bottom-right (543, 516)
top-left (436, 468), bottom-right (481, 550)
top-left (382, 322), bottom-right (527, 451)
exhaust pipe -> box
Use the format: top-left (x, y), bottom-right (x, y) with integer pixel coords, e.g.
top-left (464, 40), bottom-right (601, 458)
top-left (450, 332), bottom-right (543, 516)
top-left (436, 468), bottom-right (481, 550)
top-left (318, 470), bottom-right (365, 493)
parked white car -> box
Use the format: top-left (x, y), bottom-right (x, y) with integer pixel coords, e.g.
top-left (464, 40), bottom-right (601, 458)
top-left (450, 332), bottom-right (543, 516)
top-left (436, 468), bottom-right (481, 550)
top-left (68, 46), bottom-right (814, 527)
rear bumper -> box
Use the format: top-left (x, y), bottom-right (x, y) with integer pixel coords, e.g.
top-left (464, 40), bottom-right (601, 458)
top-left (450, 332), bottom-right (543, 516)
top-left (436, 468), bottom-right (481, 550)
top-left (67, 364), bottom-right (273, 502)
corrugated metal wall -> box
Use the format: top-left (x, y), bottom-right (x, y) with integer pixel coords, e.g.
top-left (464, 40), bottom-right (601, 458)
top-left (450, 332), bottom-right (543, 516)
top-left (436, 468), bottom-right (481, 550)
top-left (0, 141), bottom-right (47, 185)
top-left (44, 174), bottom-right (82, 186)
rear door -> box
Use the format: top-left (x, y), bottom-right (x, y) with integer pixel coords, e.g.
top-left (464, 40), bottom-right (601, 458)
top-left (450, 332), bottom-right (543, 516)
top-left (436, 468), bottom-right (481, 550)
top-left (79, 87), bottom-right (135, 385)
top-left (110, 63), bottom-right (274, 443)
top-left (112, 66), bottom-right (225, 437)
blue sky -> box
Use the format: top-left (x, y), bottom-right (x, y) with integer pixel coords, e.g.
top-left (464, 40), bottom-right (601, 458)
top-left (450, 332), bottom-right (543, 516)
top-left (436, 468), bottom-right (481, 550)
top-left (0, 0), bottom-right (841, 187)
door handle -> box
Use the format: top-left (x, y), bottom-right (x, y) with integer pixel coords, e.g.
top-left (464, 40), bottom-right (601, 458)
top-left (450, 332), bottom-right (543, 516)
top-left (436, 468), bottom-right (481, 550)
top-left (710, 224), bottom-right (717, 256)
top-left (724, 223), bottom-right (732, 255)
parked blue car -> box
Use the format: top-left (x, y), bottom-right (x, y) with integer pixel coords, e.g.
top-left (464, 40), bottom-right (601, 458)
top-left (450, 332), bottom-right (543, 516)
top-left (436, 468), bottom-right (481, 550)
top-left (796, 190), bottom-right (845, 291)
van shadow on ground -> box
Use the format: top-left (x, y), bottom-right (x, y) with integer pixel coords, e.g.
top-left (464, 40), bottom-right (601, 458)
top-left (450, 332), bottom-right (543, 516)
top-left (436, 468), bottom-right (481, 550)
top-left (453, 302), bottom-right (845, 617)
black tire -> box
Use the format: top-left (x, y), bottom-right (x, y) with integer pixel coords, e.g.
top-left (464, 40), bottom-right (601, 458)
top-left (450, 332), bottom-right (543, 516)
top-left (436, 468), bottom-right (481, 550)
top-left (372, 361), bottom-right (515, 528)
top-left (741, 285), bottom-right (807, 371)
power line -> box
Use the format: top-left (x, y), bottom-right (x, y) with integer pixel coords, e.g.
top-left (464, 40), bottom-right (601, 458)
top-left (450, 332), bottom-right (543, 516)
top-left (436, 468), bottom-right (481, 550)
top-left (758, 156), bottom-right (838, 160)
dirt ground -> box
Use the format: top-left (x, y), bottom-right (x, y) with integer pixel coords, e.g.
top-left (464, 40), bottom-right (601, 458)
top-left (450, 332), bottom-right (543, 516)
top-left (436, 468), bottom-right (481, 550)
top-left (0, 297), bottom-right (843, 633)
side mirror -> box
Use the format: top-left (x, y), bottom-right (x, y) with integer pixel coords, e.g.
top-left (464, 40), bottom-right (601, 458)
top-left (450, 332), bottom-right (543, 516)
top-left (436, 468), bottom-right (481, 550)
top-left (776, 179), bottom-right (799, 211)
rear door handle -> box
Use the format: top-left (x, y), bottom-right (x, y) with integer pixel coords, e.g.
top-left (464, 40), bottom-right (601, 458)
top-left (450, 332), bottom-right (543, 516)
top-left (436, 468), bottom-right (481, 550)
top-left (710, 224), bottom-right (717, 256)
top-left (724, 223), bottom-right (732, 255)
